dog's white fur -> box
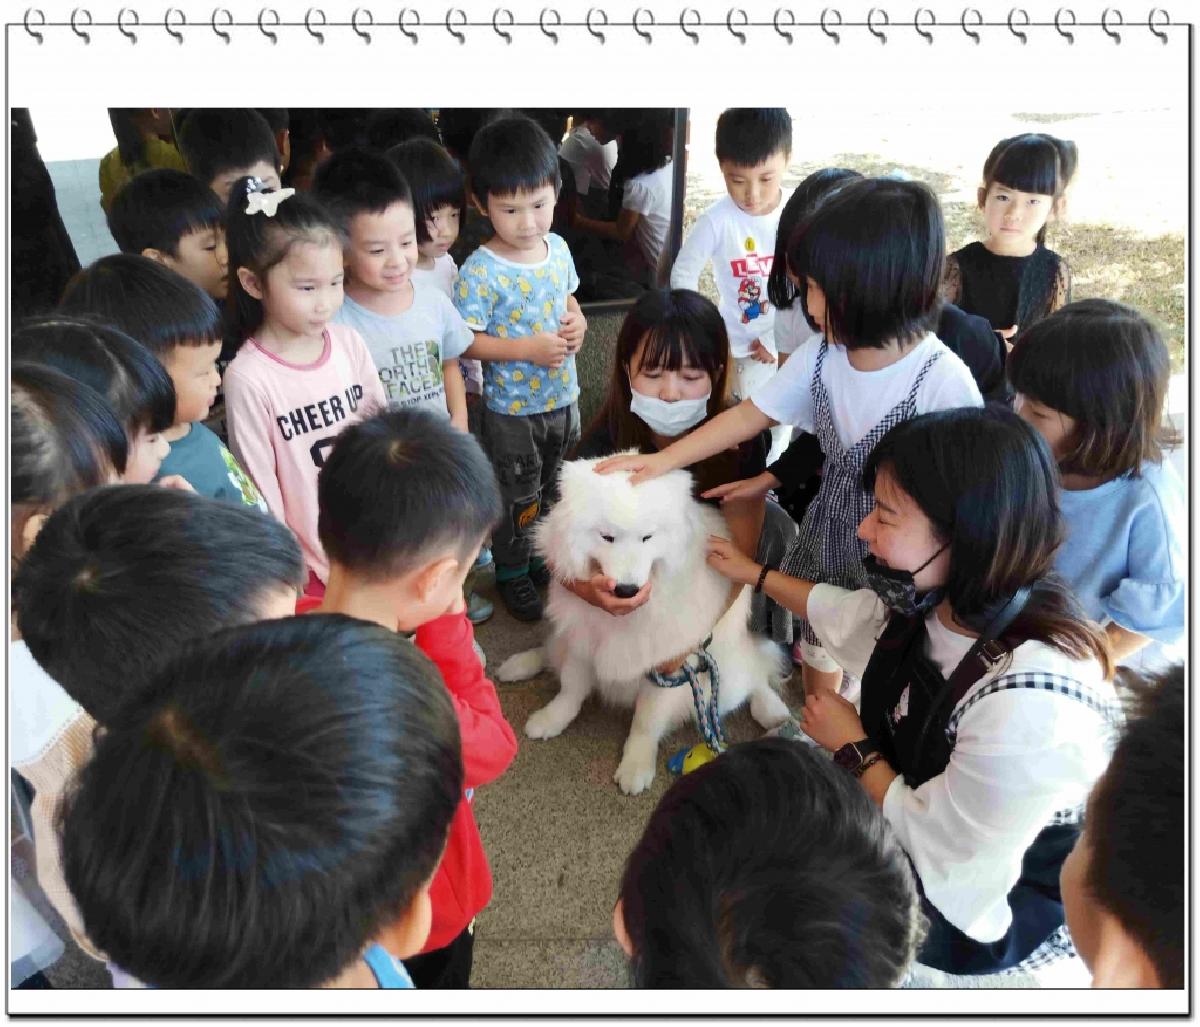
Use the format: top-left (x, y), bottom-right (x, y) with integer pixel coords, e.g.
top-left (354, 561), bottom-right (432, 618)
top-left (496, 454), bottom-right (790, 795)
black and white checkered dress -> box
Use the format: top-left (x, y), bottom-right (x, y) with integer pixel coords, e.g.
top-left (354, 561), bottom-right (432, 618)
top-left (780, 340), bottom-right (944, 647)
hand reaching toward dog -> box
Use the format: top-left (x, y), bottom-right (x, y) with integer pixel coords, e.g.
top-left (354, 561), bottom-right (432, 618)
top-left (797, 688), bottom-right (864, 752)
top-left (701, 471), bottom-right (781, 504)
top-left (594, 449), bottom-right (674, 484)
top-left (747, 338), bottom-right (776, 364)
top-left (705, 535), bottom-right (761, 586)
top-left (567, 574), bottom-right (651, 615)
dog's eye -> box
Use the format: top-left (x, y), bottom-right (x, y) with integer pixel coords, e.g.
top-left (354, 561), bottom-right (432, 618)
top-left (641, 534), bottom-right (653, 543)
top-left (600, 533), bottom-right (615, 543)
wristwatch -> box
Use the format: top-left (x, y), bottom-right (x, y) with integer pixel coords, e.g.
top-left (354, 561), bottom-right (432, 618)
top-left (833, 737), bottom-right (879, 776)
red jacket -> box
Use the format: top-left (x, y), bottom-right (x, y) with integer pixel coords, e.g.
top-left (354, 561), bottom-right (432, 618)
top-left (413, 611), bottom-right (518, 953)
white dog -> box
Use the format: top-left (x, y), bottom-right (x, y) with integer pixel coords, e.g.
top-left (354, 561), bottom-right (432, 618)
top-left (496, 455), bottom-right (791, 795)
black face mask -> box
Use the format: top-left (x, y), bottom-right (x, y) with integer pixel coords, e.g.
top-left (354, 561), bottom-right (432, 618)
top-left (863, 544), bottom-right (948, 617)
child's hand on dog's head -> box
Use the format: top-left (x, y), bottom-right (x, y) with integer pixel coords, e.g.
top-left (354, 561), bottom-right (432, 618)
top-left (570, 574), bottom-right (651, 615)
top-left (706, 535), bottom-right (761, 585)
top-left (521, 332), bottom-right (571, 367)
top-left (594, 450), bottom-right (672, 484)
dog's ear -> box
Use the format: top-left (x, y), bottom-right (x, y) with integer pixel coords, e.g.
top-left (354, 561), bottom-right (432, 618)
top-left (557, 458), bottom-right (592, 497)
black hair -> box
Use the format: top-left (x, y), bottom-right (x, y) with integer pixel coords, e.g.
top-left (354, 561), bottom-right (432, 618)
top-left (1084, 663), bottom-right (1184, 988)
top-left (619, 738), bottom-right (923, 988)
top-left (14, 484), bottom-right (304, 724)
top-left (714, 108), bottom-right (793, 167)
top-left (11, 362), bottom-right (128, 516)
top-left (281, 108), bottom-right (326, 189)
top-left (59, 254), bottom-right (223, 356)
top-left (367, 108), bottom-right (441, 151)
top-left (863, 406), bottom-right (1112, 675)
top-left (467, 113), bottom-right (560, 204)
top-left (177, 109), bottom-right (280, 190)
top-left (224, 178), bottom-right (343, 344)
top-left (318, 108), bottom-right (375, 151)
top-left (311, 145), bottom-right (413, 232)
top-left (318, 408), bottom-right (501, 581)
top-left (767, 168), bottom-right (861, 310)
top-left (387, 139), bottom-right (467, 245)
top-left (106, 109), bottom-right (150, 169)
top-left (58, 614), bottom-right (462, 989)
top-left (980, 133), bottom-right (1078, 246)
top-left (789, 177), bottom-right (944, 349)
top-left (13, 316), bottom-right (175, 436)
top-left (610, 109), bottom-right (673, 182)
top-left (1008, 299), bottom-right (1178, 479)
top-left (106, 168), bottom-right (223, 258)
top-left (255, 108), bottom-right (289, 134)
top-left (436, 108), bottom-right (495, 162)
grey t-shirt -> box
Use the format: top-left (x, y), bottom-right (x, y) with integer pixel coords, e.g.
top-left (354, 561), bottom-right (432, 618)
top-left (156, 422), bottom-right (268, 511)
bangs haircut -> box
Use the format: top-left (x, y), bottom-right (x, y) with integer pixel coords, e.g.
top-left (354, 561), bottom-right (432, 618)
top-left (13, 484), bottom-right (305, 725)
top-left (619, 738), bottom-right (923, 988)
top-left (982, 132), bottom-right (1077, 200)
top-left (1008, 299), bottom-right (1177, 478)
top-left (367, 108), bottom-right (441, 151)
top-left (767, 167), bottom-right (861, 310)
top-left (467, 113), bottom-right (560, 204)
top-left (387, 138), bottom-right (467, 244)
top-left (788, 177), bottom-right (944, 349)
top-left (177, 108), bottom-right (280, 188)
top-left (58, 614), bottom-right (462, 989)
top-left (106, 169), bottom-right (223, 258)
top-left (224, 178), bottom-right (343, 344)
top-left (714, 108), bottom-right (793, 167)
top-left (311, 145), bottom-right (413, 231)
top-left (59, 254), bottom-right (223, 356)
top-left (13, 315), bottom-right (175, 435)
top-left (318, 408), bottom-right (502, 583)
top-left (12, 362), bottom-right (128, 509)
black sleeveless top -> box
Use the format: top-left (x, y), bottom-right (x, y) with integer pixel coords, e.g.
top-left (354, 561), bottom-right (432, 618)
top-left (949, 241), bottom-right (1066, 332)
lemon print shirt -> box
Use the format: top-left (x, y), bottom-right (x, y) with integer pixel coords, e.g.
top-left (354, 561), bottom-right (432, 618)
top-left (452, 233), bottom-right (580, 416)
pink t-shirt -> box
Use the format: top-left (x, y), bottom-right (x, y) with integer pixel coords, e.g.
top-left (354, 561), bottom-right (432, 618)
top-left (224, 324), bottom-right (385, 583)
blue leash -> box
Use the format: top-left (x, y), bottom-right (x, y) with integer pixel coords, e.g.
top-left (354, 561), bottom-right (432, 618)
top-left (645, 636), bottom-right (725, 756)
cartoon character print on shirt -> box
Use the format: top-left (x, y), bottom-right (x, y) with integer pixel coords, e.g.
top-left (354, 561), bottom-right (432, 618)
top-left (731, 234), bottom-right (772, 325)
top-left (219, 445), bottom-right (269, 511)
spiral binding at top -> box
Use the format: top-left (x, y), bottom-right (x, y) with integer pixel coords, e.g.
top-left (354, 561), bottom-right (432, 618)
top-left (20, 6), bottom-right (1173, 47)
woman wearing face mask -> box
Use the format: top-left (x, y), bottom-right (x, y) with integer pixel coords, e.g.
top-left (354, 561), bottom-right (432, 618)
top-left (573, 289), bottom-right (795, 645)
top-left (706, 405), bottom-right (1119, 986)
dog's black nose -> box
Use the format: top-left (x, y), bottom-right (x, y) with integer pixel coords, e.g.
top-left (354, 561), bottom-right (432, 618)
top-left (613, 583), bottom-right (640, 599)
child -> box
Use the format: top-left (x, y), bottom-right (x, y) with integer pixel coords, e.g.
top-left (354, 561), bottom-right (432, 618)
top-left (559, 109), bottom-right (618, 218)
top-left (313, 146), bottom-right (470, 430)
top-left (106, 168), bottom-right (228, 300)
top-left (453, 113), bottom-right (588, 622)
top-left (98, 108), bottom-right (186, 212)
top-left (1061, 663), bottom-right (1184, 988)
top-left (222, 177), bottom-right (386, 594)
top-left (615, 738), bottom-right (922, 987)
top-left (59, 615), bottom-right (462, 988)
top-left (944, 132), bottom-right (1077, 347)
top-left (571, 109), bottom-right (675, 284)
top-left (367, 107), bottom-right (441, 151)
top-left (176, 108), bottom-right (282, 203)
top-left (671, 109), bottom-right (792, 402)
top-left (13, 315), bottom-right (175, 484)
top-left (602, 178), bottom-right (983, 694)
top-left (58, 255), bottom-right (266, 509)
top-left (1009, 299), bottom-right (1184, 671)
top-left (13, 484), bottom-right (303, 973)
top-left (315, 408), bottom-right (517, 987)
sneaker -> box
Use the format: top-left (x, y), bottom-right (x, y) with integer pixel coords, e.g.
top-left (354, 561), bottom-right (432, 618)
top-left (472, 638), bottom-right (487, 670)
top-left (528, 561), bottom-right (552, 588)
top-left (466, 590), bottom-right (494, 625)
top-left (475, 547), bottom-right (494, 570)
top-left (498, 575), bottom-right (543, 621)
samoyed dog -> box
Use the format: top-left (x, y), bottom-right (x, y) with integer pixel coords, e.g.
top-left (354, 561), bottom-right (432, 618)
top-left (496, 454), bottom-right (790, 795)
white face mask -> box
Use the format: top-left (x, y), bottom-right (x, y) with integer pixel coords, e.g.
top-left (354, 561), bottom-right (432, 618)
top-left (629, 388), bottom-right (712, 437)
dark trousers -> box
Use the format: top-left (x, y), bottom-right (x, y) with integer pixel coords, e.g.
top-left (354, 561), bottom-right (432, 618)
top-left (480, 403), bottom-right (580, 579)
top-left (402, 923), bottom-right (475, 989)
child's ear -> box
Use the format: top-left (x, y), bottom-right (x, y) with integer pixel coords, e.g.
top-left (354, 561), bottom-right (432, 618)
top-left (141, 247), bottom-right (169, 266)
top-left (976, 185), bottom-right (988, 209)
top-left (373, 881), bottom-right (434, 961)
top-left (236, 267), bottom-right (264, 300)
top-left (612, 899), bottom-right (634, 958)
top-left (276, 129), bottom-right (292, 174)
top-left (414, 554), bottom-right (460, 604)
top-left (18, 511), bottom-right (50, 560)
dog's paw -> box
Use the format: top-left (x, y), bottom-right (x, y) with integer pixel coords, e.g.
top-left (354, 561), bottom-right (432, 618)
top-left (614, 751), bottom-right (657, 796)
top-left (525, 704), bottom-right (571, 740)
top-left (750, 687), bottom-right (791, 729)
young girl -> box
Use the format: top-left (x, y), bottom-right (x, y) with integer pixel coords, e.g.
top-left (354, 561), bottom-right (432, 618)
top-left (1009, 299), bottom-right (1184, 671)
top-left (222, 177), bottom-right (386, 593)
top-left (570, 110), bottom-right (675, 284)
top-left (943, 133), bottom-right (1078, 347)
top-left (12, 316), bottom-right (174, 484)
top-left (600, 178), bottom-right (983, 695)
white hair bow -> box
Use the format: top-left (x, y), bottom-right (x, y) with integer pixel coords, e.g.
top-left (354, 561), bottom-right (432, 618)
top-left (245, 187), bottom-right (296, 217)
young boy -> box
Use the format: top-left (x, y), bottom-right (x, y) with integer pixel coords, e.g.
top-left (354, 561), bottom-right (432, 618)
top-left (176, 107), bottom-right (282, 204)
top-left (1060, 664), bottom-right (1184, 988)
top-left (315, 408), bottom-right (518, 987)
top-left (13, 485), bottom-right (303, 972)
top-left (313, 147), bottom-right (470, 430)
top-left (59, 615), bottom-right (462, 988)
top-left (58, 255), bottom-right (265, 508)
top-left (671, 109), bottom-right (793, 403)
top-left (453, 113), bottom-right (588, 621)
top-left (106, 168), bottom-right (228, 300)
